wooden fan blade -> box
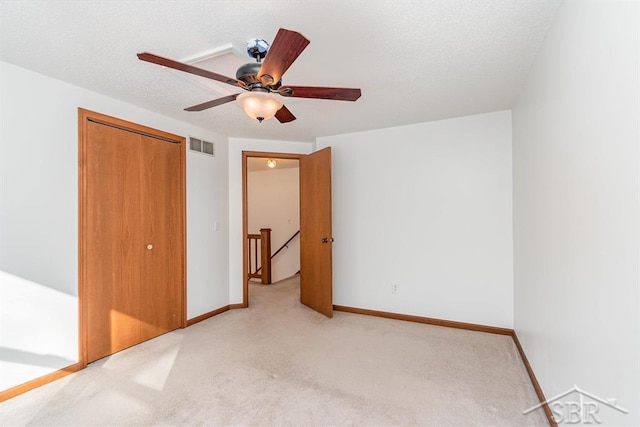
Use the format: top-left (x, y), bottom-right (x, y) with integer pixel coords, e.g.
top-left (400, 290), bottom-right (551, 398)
top-left (279, 86), bottom-right (362, 101)
top-left (137, 52), bottom-right (245, 88)
top-left (275, 105), bottom-right (296, 123)
top-left (258, 29), bottom-right (310, 86)
top-left (184, 94), bottom-right (239, 112)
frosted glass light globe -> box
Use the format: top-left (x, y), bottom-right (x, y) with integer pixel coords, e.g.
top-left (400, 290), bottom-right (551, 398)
top-left (236, 92), bottom-right (283, 122)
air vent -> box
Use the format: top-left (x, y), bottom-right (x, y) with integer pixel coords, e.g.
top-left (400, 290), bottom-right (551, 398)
top-left (189, 137), bottom-right (202, 152)
top-left (189, 137), bottom-right (215, 157)
top-left (202, 140), bottom-right (214, 156)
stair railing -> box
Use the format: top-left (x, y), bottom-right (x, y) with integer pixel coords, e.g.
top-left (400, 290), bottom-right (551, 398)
top-left (270, 230), bottom-right (300, 261)
top-left (247, 228), bottom-right (271, 284)
top-left (247, 229), bottom-right (300, 285)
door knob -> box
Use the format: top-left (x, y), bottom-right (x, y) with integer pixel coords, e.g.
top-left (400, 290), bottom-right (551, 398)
top-left (146, 244), bottom-right (153, 250)
top-left (321, 237), bottom-right (334, 244)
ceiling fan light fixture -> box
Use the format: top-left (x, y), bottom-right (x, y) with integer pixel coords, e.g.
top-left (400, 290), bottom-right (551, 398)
top-left (236, 91), bottom-right (283, 123)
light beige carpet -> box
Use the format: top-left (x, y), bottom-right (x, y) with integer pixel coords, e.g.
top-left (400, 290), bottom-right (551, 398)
top-left (0, 275), bottom-right (548, 426)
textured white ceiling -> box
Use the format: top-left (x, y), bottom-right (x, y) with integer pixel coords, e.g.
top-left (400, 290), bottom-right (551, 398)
top-left (0, 0), bottom-right (560, 142)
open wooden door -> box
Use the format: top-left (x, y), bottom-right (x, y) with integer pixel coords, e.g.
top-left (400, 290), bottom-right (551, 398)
top-left (299, 147), bottom-right (333, 317)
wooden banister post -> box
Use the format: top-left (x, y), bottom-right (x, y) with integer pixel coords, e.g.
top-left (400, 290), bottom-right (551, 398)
top-left (260, 228), bottom-right (272, 284)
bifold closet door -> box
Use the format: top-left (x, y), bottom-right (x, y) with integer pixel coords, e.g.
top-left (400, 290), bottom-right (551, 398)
top-left (138, 134), bottom-right (182, 342)
top-left (84, 120), bottom-right (182, 363)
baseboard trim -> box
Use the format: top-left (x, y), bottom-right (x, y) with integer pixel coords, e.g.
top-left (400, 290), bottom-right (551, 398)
top-left (186, 305), bottom-right (231, 327)
top-left (333, 304), bottom-right (555, 426)
top-left (333, 305), bottom-right (513, 335)
top-left (0, 362), bottom-right (82, 403)
top-left (229, 303), bottom-right (246, 309)
top-left (511, 332), bottom-right (557, 426)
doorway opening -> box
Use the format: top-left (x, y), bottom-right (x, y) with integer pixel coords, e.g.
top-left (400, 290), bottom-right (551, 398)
top-left (242, 151), bottom-right (304, 307)
top-left (246, 156), bottom-right (301, 286)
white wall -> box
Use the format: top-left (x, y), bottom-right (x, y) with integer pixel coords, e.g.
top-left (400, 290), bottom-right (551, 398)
top-left (512, 1), bottom-right (640, 424)
top-left (248, 166), bottom-right (300, 283)
top-left (317, 110), bottom-right (513, 328)
top-left (228, 138), bottom-right (312, 304)
top-left (186, 144), bottom-right (229, 319)
top-left (0, 61), bottom-right (229, 390)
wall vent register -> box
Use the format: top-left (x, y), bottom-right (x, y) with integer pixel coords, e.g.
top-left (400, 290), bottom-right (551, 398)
top-left (189, 137), bottom-right (215, 156)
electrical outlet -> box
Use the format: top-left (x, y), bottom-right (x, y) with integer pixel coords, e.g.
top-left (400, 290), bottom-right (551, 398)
top-left (391, 284), bottom-right (400, 294)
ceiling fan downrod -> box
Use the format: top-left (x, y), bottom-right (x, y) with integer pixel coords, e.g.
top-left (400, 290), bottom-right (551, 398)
top-left (246, 38), bottom-right (268, 63)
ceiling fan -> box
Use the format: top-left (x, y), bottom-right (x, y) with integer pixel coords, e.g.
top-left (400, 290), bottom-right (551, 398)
top-left (137, 28), bottom-right (362, 123)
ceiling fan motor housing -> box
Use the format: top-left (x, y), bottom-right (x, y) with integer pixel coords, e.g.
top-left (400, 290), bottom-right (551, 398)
top-left (236, 62), bottom-right (261, 85)
top-left (236, 62), bottom-right (280, 90)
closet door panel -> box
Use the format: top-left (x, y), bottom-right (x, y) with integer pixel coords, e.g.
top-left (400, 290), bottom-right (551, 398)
top-left (138, 135), bottom-right (183, 341)
top-left (85, 122), bottom-right (144, 362)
